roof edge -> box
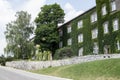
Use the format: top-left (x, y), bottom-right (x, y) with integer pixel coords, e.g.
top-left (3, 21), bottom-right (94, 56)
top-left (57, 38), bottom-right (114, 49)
top-left (58, 6), bottom-right (96, 28)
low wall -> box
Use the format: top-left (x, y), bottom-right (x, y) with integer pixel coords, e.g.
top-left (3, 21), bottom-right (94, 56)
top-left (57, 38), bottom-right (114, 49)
top-left (6, 54), bottom-right (120, 70)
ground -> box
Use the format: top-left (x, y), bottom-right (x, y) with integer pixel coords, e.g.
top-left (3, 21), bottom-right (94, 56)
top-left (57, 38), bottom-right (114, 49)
top-left (31, 58), bottom-right (120, 80)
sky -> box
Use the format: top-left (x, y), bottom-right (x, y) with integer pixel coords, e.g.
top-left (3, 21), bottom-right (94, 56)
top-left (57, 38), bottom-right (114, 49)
top-left (0, 0), bottom-right (96, 55)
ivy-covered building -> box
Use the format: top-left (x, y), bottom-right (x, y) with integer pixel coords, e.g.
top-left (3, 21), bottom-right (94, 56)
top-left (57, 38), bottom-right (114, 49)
top-left (58, 0), bottom-right (120, 56)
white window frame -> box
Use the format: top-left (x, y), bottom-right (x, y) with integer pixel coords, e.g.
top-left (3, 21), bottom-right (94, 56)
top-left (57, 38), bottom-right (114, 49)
top-left (117, 40), bottom-right (120, 50)
top-left (67, 38), bottom-right (72, 46)
top-left (78, 48), bottom-right (83, 56)
top-left (78, 34), bottom-right (83, 43)
top-left (111, 1), bottom-right (116, 11)
top-left (59, 41), bottom-right (63, 48)
top-left (103, 22), bottom-right (109, 34)
top-left (93, 43), bottom-right (99, 55)
top-left (102, 5), bottom-right (107, 15)
top-left (78, 20), bottom-right (83, 29)
top-left (113, 19), bottom-right (119, 31)
top-left (67, 25), bottom-right (71, 33)
top-left (92, 28), bottom-right (98, 39)
top-left (91, 12), bottom-right (97, 23)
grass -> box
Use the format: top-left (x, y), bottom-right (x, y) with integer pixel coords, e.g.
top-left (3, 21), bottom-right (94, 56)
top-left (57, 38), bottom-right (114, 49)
top-left (31, 58), bottom-right (120, 80)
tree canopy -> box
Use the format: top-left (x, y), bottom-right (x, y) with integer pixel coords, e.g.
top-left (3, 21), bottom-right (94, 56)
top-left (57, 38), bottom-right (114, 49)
top-left (35, 3), bottom-right (65, 26)
top-left (4, 11), bottom-right (34, 59)
top-left (34, 3), bottom-right (65, 56)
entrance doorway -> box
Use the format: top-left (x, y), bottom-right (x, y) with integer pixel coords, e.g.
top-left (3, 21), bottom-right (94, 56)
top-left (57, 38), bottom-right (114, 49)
top-left (78, 48), bottom-right (83, 56)
top-left (104, 45), bottom-right (110, 54)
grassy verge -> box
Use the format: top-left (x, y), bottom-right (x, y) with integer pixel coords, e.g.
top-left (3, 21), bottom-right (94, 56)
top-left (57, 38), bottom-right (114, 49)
top-left (31, 58), bottom-right (120, 80)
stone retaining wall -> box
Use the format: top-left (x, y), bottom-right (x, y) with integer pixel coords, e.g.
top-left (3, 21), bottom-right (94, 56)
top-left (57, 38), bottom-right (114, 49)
top-left (6, 54), bottom-right (120, 70)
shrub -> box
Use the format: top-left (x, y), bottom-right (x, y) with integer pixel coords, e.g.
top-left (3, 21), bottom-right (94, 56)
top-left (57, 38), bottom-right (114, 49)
top-left (54, 47), bottom-right (73, 60)
top-left (42, 51), bottom-right (52, 61)
top-left (6, 56), bottom-right (14, 62)
top-left (35, 45), bottom-right (52, 61)
top-left (0, 55), bottom-right (14, 66)
top-left (0, 55), bottom-right (6, 66)
top-left (35, 51), bottom-right (52, 61)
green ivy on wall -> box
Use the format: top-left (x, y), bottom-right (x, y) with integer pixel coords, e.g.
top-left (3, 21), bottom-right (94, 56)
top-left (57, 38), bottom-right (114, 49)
top-left (96, 0), bottom-right (120, 54)
top-left (59, 0), bottom-right (120, 56)
top-left (60, 7), bottom-right (97, 56)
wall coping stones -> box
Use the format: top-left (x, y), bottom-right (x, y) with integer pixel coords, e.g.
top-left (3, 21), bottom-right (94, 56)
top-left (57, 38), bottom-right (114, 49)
top-left (6, 54), bottom-right (120, 70)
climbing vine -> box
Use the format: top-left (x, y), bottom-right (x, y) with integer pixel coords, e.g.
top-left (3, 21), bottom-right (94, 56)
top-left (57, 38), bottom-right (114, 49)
top-left (59, 0), bottom-right (120, 56)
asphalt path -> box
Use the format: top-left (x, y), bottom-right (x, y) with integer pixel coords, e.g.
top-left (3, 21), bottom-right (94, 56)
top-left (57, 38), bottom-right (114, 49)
top-left (0, 66), bottom-right (71, 80)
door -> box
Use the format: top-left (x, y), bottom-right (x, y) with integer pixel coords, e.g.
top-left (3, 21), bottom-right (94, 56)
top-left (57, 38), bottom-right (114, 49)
top-left (78, 48), bottom-right (83, 56)
top-left (104, 45), bottom-right (110, 54)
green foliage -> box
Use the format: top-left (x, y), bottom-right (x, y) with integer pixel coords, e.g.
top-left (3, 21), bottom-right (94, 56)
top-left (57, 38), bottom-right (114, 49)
top-left (54, 47), bottom-right (73, 60)
top-left (5, 56), bottom-right (14, 62)
top-left (34, 3), bottom-right (65, 56)
top-left (35, 24), bottom-right (59, 52)
top-left (42, 51), bottom-right (52, 61)
top-left (60, 0), bottom-right (120, 55)
top-left (35, 3), bottom-right (65, 25)
top-left (4, 11), bottom-right (34, 59)
top-left (31, 58), bottom-right (120, 80)
top-left (0, 55), bottom-right (6, 66)
top-left (0, 55), bottom-right (14, 66)
top-left (96, 0), bottom-right (120, 54)
top-left (60, 8), bottom-right (96, 56)
top-left (35, 45), bottom-right (52, 61)
top-left (36, 51), bottom-right (51, 61)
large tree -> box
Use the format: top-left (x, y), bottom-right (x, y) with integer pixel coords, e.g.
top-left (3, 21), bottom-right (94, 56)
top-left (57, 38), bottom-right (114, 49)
top-left (34, 3), bottom-right (65, 56)
top-left (4, 11), bottom-right (34, 59)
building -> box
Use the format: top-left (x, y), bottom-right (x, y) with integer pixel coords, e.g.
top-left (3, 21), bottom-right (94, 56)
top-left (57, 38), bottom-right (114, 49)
top-left (58, 0), bottom-right (120, 56)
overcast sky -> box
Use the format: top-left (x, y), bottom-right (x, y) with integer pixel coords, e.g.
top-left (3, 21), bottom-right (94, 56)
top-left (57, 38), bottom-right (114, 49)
top-left (0, 0), bottom-right (95, 55)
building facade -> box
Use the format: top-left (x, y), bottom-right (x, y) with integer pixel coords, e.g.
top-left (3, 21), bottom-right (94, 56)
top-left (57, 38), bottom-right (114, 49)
top-left (58, 0), bottom-right (120, 56)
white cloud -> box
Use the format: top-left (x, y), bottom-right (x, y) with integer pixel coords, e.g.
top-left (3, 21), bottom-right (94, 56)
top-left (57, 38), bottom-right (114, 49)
top-left (0, 39), bottom-right (7, 55)
top-left (0, 0), bottom-right (46, 55)
top-left (0, 0), bottom-right (83, 56)
top-left (21, 0), bottom-right (46, 21)
top-left (0, 0), bottom-right (15, 55)
top-left (0, 0), bottom-right (15, 24)
top-left (64, 3), bottom-right (84, 22)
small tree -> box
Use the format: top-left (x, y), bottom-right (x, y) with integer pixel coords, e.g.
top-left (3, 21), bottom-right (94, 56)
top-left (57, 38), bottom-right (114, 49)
top-left (0, 55), bottom-right (6, 66)
top-left (4, 11), bottom-right (34, 59)
top-left (35, 45), bottom-right (52, 61)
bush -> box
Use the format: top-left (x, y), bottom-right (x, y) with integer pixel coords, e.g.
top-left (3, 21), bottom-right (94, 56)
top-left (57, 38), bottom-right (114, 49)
top-left (0, 55), bottom-right (14, 66)
top-left (42, 51), bottom-right (52, 61)
top-left (35, 51), bottom-right (52, 61)
top-left (54, 47), bottom-right (73, 60)
top-left (35, 45), bottom-right (52, 61)
top-left (0, 55), bottom-right (6, 66)
top-left (6, 56), bottom-right (14, 62)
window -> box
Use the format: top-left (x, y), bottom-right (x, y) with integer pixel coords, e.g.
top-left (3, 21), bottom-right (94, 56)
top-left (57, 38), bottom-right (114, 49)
top-left (59, 29), bottom-right (63, 36)
top-left (67, 25), bottom-right (71, 33)
top-left (117, 40), bottom-right (120, 50)
top-left (78, 34), bottom-right (83, 43)
top-left (103, 22), bottom-right (109, 34)
top-left (67, 38), bottom-right (72, 46)
top-left (91, 12), bottom-right (97, 22)
top-left (59, 41), bottom-right (63, 48)
top-left (92, 28), bottom-right (98, 39)
top-left (113, 19), bottom-right (119, 31)
top-left (78, 48), bottom-right (83, 56)
top-left (111, 1), bottom-right (116, 11)
top-left (93, 43), bottom-right (99, 55)
top-left (78, 20), bottom-right (83, 29)
top-left (102, 5), bottom-right (107, 15)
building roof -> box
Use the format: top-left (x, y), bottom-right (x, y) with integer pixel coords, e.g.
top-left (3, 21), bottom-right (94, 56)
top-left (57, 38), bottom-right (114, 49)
top-left (58, 6), bottom-right (96, 28)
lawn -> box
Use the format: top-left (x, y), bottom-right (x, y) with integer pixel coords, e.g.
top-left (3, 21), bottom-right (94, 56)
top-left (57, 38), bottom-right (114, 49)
top-left (31, 58), bottom-right (120, 80)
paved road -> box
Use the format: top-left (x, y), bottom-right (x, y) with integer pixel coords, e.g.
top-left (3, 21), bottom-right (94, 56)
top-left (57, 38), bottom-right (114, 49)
top-left (0, 66), bottom-right (71, 80)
